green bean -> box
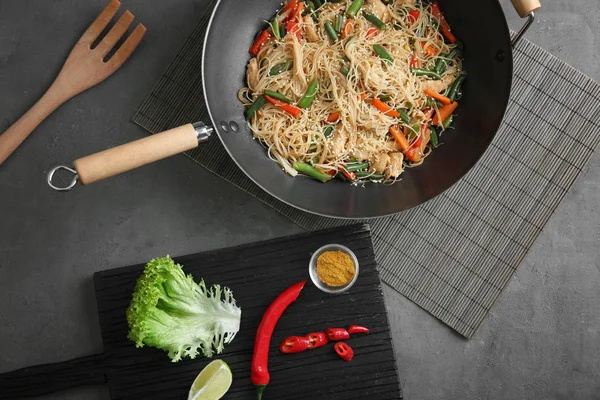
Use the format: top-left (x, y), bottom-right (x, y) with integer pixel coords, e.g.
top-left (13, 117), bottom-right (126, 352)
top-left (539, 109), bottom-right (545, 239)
top-left (263, 90), bottom-right (291, 103)
top-left (298, 78), bottom-right (320, 108)
top-left (430, 126), bottom-right (439, 148)
top-left (269, 60), bottom-right (292, 76)
top-left (411, 68), bottom-right (441, 79)
top-left (346, 0), bottom-right (364, 18)
top-left (324, 126), bottom-right (334, 138)
top-left (270, 19), bottom-right (281, 39)
top-left (245, 96), bottom-right (266, 120)
top-left (313, 0), bottom-right (323, 8)
top-left (398, 109), bottom-right (411, 124)
top-left (407, 123), bottom-right (420, 140)
top-left (342, 55), bottom-right (350, 63)
top-left (373, 44), bottom-right (394, 63)
top-left (325, 21), bottom-right (339, 43)
top-left (340, 64), bottom-right (350, 76)
top-left (334, 14), bottom-right (344, 33)
top-left (293, 162), bottom-right (333, 183)
top-left (280, 22), bottom-right (287, 37)
top-left (448, 74), bottom-right (466, 102)
top-left (364, 12), bottom-right (386, 29)
top-left (405, 102), bottom-right (413, 110)
top-left (435, 49), bottom-right (457, 75)
top-left (355, 171), bottom-right (385, 179)
top-left (378, 94), bottom-right (392, 101)
top-left (345, 162), bottom-right (370, 172)
top-left (443, 114), bottom-right (454, 129)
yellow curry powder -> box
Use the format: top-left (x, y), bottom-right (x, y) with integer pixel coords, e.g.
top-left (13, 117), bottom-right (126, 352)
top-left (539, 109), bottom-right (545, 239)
top-left (316, 250), bottom-right (356, 287)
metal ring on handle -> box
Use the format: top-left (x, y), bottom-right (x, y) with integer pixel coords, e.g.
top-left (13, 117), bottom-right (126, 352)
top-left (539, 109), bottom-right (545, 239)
top-left (511, 12), bottom-right (535, 48)
top-left (47, 166), bottom-right (79, 192)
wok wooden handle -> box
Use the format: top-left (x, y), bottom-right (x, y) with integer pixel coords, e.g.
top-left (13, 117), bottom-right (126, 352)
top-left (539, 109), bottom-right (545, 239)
top-left (74, 124), bottom-right (199, 185)
top-left (511, 0), bottom-right (541, 18)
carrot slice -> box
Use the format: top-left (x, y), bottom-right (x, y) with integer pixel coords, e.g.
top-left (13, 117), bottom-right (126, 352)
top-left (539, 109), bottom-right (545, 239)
top-left (341, 19), bottom-right (354, 39)
top-left (359, 93), bottom-right (368, 101)
top-left (372, 98), bottom-right (401, 118)
top-left (424, 89), bottom-right (451, 106)
top-left (423, 43), bottom-right (438, 57)
top-left (366, 28), bottom-right (378, 38)
top-left (326, 112), bottom-right (340, 123)
top-left (264, 95), bottom-right (302, 117)
top-left (292, 1), bottom-right (304, 21)
top-left (433, 102), bottom-right (458, 126)
top-left (389, 125), bottom-right (410, 152)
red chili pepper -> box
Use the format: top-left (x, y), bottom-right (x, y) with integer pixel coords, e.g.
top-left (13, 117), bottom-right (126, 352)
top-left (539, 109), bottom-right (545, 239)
top-left (280, 336), bottom-right (310, 354)
top-left (306, 332), bottom-right (329, 349)
top-left (348, 325), bottom-right (369, 334)
top-left (251, 281), bottom-right (306, 400)
top-left (250, 29), bottom-right (272, 56)
top-left (326, 327), bottom-right (350, 341)
top-left (407, 9), bottom-right (420, 24)
top-left (334, 342), bottom-right (354, 362)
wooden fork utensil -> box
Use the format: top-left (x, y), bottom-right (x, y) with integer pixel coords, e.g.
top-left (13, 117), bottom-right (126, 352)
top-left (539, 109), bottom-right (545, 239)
top-left (0, 0), bottom-right (146, 166)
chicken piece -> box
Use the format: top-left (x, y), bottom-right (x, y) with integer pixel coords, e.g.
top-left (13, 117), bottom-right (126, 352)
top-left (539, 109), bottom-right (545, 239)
top-left (246, 58), bottom-right (259, 89)
top-left (366, 0), bottom-right (392, 23)
top-left (401, 0), bottom-right (417, 5)
top-left (331, 130), bottom-right (348, 158)
top-left (351, 148), bottom-right (370, 161)
top-left (386, 152), bottom-right (404, 178)
top-left (289, 36), bottom-right (307, 86)
top-left (370, 153), bottom-right (391, 174)
top-left (422, 75), bottom-right (454, 93)
top-left (303, 16), bottom-right (320, 42)
top-left (420, 127), bottom-right (431, 153)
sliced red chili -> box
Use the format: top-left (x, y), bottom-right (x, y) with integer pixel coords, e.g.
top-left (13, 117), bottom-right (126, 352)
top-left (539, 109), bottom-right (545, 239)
top-left (306, 332), bottom-right (328, 349)
top-left (334, 342), bottom-right (354, 362)
top-left (280, 336), bottom-right (310, 354)
top-left (348, 325), bottom-right (369, 335)
top-left (326, 328), bottom-right (350, 341)
top-left (250, 29), bottom-right (272, 56)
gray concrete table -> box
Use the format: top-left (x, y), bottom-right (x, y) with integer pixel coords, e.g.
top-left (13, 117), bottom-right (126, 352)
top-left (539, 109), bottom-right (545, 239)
top-left (1, 1), bottom-right (599, 399)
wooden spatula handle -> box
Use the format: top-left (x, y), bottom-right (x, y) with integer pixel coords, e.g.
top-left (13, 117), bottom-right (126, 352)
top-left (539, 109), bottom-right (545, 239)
top-left (0, 84), bottom-right (67, 165)
top-left (511, 0), bottom-right (541, 18)
top-left (74, 124), bottom-right (200, 185)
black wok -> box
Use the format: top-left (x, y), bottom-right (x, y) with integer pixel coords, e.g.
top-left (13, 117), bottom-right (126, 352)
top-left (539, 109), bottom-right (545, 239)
top-left (50, 0), bottom-right (541, 219)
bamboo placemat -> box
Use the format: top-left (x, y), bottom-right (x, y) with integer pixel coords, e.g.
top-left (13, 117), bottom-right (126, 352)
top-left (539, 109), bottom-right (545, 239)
top-left (133, 5), bottom-right (600, 338)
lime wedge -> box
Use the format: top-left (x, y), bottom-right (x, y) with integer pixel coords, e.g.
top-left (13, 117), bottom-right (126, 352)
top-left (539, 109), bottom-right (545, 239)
top-left (187, 360), bottom-right (233, 400)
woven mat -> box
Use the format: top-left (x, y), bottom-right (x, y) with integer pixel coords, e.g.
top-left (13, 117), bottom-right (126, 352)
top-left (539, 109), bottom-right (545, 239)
top-left (133, 5), bottom-right (600, 338)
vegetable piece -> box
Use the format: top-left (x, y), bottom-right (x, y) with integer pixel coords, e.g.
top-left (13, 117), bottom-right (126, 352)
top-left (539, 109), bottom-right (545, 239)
top-left (435, 49), bottom-right (457, 74)
top-left (359, 93), bottom-right (368, 101)
top-left (448, 74), bottom-right (466, 102)
top-left (430, 126), bottom-right (439, 148)
top-left (264, 90), bottom-right (292, 104)
top-left (264, 95), bottom-right (302, 117)
top-left (340, 169), bottom-right (356, 180)
top-left (373, 44), bottom-right (393, 63)
top-left (251, 281), bottom-right (306, 400)
top-left (270, 19), bottom-right (282, 39)
top-left (364, 12), bottom-right (386, 30)
top-left (442, 114), bottom-right (453, 129)
top-left (366, 27), bottom-right (378, 38)
top-left (293, 162), bottom-right (334, 182)
top-left (246, 96), bottom-right (267, 120)
top-left (334, 342), bottom-right (354, 362)
top-left (341, 18), bottom-right (354, 39)
top-left (292, 1), bottom-right (305, 21)
top-left (280, 336), bottom-right (310, 354)
top-left (324, 126), bottom-right (334, 138)
top-left (340, 63), bottom-right (350, 76)
top-left (286, 21), bottom-right (302, 40)
top-left (372, 98), bottom-right (400, 117)
top-left (378, 94), bottom-right (392, 101)
top-left (126, 256), bottom-right (241, 362)
top-left (433, 102), bottom-right (458, 126)
top-left (326, 327), bottom-right (350, 341)
top-left (298, 78), bottom-right (320, 108)
top-left (327, 111), bottom-right (340, 122)
top-left (345, 162), bottom-right (370, 172)
top-left (348, 325), bottom-right (370, 334)
top-left (398, 109), bottom-right (411, 124)
top-left (346, 0), bottom-right (364, 18)
top-left (250, 30), bottom-right (272, 56)
top-left (410, 54), bottom-right (420, 69)
top-left (355, 171), bottom-right (385, 179)
top-left (389, 125), bottom-right (409, 152)
top-left (334, 14), bottom-right (344, 33)
top-left (324, 21), bottom-right (339, 43)
top-left (307, 332), bottom-right (329, 349)
top-left (269, 60), bottom-right (293, 76)
top-left (407, 9), bottom-right (420, 24)
top-left (423, 44), bottom-right (438, 57)
top-left (411, 68), bottom-right (441, 79)
top-left (431, 2), bottom-right (457, 44)
top-left (280, 0), bottom-right (299, 22)
top-left (424, 88), bottom-right (451, 106)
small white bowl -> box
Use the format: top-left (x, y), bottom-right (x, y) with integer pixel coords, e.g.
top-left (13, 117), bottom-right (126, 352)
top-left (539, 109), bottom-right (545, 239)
top-left (309, 244), bottom-right (359, 294)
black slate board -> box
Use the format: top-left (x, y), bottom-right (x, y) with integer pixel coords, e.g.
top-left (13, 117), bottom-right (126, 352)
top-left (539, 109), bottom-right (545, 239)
top-left (0, 224), bottom-right (401, 400)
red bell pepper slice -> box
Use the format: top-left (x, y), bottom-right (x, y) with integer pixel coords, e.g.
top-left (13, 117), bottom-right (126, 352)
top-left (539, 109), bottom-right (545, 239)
top-left (280, 0), bottom-right (299, 23)
top-left (326, 327), bottom-right (350, 341)
top-left (306, 332), bottom-right (328, 349)
top-left (249, 29), bottom-right (272, 56)
top-left (280, 336), bottom-right (310, 354)
top-left (366, 27), bottom-right (378, 38)
top-left (410, 54), bottom-right (420, 69)
top-left (287, 21), bottom-right (302, 41)
top-left (408, 9), bottom-right (420, 24)
top-left (348, 325), bottom-right (369, 334)
top-left (334, 342), bottom-right (354, 362)
top-left (264, 95), bottom-right (302, 117)
top-left (431, 2), bottom-right (457, 44)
